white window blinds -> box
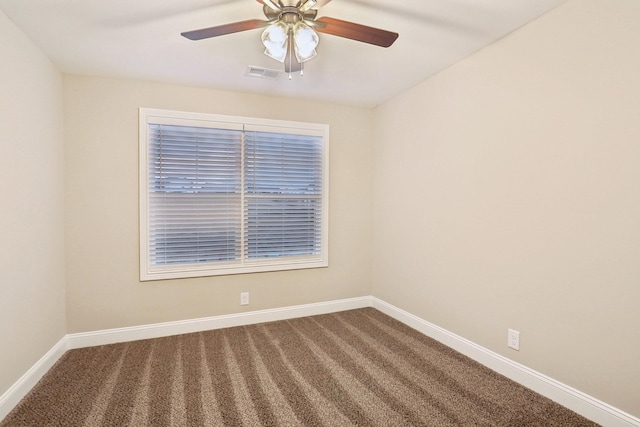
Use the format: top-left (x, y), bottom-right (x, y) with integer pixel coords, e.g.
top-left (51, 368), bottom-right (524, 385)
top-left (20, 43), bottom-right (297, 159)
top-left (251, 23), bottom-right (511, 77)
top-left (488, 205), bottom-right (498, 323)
top-left (140, 109), bottom-right (329, 280)
top-left (244, 127), bottom-right (323, 260)
top-left (148, 124), bottom-right (243, 266)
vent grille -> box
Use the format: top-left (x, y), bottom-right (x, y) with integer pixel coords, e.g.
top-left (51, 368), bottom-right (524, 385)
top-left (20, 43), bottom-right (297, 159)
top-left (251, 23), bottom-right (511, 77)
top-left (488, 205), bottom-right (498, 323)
top-left (246, 66), bottom-right (280, 79)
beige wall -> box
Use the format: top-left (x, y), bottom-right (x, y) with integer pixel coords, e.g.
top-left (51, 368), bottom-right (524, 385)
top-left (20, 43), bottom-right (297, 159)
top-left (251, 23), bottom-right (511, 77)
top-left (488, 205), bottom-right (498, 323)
top-left (63, 75), bottom-right (373, 333)
top-left (0, 11), bottom-right (66, 395)
top-left (371, 0), bottom-right (640, 416)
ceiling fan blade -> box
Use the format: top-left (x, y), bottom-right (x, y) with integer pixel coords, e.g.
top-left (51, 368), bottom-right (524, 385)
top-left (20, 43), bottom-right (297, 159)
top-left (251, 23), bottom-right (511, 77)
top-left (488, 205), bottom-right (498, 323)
top-left (314, 16), bottom-right (398, 47)
top-left (181, 19), bottom-right (267, 40)
top-left (256, 0), bottom-right (281, 11)
top-left (315, 0), bottom-right (332, 8)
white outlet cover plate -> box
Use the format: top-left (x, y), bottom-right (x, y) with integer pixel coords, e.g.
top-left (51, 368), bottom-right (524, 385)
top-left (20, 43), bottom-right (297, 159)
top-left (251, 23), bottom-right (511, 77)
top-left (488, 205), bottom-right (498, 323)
top-left (508, 328), bottom-right (520, 350)
top-left (240, 292), bottom-right (249, 306)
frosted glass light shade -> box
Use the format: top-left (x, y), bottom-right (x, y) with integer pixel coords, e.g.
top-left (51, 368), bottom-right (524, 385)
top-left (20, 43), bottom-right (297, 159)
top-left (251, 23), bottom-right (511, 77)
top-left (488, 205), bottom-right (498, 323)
top-left (261, 21), bottom-right (289, 63)
top-left (293, 22), bottom-right (318, 63)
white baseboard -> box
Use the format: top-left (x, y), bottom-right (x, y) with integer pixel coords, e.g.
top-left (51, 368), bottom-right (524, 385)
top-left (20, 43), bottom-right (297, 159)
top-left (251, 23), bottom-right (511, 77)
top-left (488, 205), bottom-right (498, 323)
top-left (371, 297), bottom-right (640, 427)
top-left (2, 295), bottom-right (638, 427)
top-left (0, 337), bottom-right (68, 421)
top-left (66, 296), bottom-right (371, 349)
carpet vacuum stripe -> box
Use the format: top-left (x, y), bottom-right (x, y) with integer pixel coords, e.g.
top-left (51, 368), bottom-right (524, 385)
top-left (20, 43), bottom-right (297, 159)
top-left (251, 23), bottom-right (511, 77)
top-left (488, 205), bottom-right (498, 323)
top-left (0, 308), bottom-right (599, 426)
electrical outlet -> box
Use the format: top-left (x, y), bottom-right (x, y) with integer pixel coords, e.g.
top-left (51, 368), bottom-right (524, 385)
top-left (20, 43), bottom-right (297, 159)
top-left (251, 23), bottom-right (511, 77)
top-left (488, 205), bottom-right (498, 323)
top-left (240, 292), bottom-right (249, 306)
top-left (508, 328), bottom-right (520, 351)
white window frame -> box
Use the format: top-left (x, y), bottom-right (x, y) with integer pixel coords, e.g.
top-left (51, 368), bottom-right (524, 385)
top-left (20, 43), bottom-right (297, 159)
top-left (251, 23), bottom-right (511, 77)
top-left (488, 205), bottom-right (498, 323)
top-left (139, 108), bottom-right (329, 281)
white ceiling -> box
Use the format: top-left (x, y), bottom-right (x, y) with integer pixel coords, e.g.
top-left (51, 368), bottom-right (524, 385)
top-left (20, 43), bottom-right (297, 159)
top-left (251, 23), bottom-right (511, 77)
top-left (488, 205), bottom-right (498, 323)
top-left (0, 0), bottom-right (566, 108)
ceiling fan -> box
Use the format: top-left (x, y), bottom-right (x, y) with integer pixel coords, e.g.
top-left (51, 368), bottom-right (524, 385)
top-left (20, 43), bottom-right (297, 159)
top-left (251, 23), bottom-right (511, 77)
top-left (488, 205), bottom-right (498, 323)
top-left (181, 0), bottom-right (398, 76)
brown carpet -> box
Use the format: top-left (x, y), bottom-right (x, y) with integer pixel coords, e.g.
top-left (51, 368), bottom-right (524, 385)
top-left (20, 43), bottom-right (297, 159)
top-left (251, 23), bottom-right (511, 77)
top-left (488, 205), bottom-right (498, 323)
top-left (1, 308), bottom-right (598, 426)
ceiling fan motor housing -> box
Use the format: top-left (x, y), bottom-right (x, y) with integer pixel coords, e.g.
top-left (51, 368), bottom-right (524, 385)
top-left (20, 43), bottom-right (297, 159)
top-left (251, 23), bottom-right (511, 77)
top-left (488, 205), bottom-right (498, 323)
top-left (263, 5), bottom-right (317, 24)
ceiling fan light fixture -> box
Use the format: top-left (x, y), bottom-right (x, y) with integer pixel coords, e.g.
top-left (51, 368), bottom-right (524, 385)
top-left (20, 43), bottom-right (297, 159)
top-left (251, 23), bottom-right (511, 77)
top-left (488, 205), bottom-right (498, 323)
top-left (293, 22), bottom-right (319, 63)
top-left (261, 21), bottom-right (289, 62)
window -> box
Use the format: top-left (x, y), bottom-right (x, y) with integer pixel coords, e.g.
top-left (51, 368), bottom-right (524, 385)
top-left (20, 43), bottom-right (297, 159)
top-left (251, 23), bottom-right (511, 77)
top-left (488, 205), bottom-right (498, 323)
top-left (139, 108), bottom-right (329, 281)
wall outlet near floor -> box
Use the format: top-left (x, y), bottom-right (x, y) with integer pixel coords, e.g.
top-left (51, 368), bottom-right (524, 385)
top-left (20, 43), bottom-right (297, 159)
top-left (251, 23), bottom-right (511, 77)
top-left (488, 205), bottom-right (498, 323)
top-left (508, 328), bottom-right (520, 350)
top-left (240, 292), bottom-right (249, 306)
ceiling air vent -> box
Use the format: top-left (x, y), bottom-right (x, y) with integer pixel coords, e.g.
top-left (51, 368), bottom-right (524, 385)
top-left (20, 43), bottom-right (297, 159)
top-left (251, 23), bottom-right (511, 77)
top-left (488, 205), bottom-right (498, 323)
top-left (245, 66), bottom-right (280, 80)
